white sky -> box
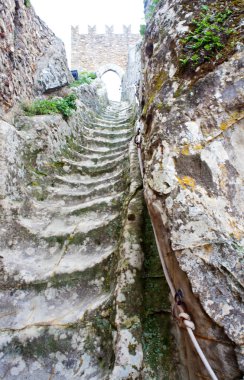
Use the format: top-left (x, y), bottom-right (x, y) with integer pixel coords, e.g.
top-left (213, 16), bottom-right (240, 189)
top-left (31, 0), bottom-right (145, 67)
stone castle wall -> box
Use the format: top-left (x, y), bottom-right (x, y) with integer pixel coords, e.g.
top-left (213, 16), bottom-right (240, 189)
top-left (71, 25), bottom-right (140, 72)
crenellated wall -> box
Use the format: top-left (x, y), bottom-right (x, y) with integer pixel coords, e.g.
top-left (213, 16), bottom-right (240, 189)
top-left (71, 25), bottom-right (140, 71)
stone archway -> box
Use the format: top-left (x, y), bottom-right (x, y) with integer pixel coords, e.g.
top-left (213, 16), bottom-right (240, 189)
top-left (97, 64), bottom-right (124, 102)
top-left (96, 64), bottom-right (125, 80)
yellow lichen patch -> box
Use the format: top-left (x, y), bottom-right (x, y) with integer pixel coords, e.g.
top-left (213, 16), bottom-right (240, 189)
top-left (153, 70), bottom-right (167, 93)
top-left (177, 176), bottom-right (196, 190)
top-left (219, 111), bottom-right (244, 131)
top-left (229, 219), bottom-right (242, 240)
top-left (232, 230), bottom-right (241, 240)
top-left (144, 71), bottom-right (168, 115)
top-left (143, 95), bottom-right (155, 116)
top-left (181, 144), bottom-right (190, 155)
top-left (193, 144), bottom-right (203, 151)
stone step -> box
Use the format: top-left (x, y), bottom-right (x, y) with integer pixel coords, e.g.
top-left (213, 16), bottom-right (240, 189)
top-left (97, 109), bottom-right (131, 120)
top-left (18, 192), bottom-right (124, 226)
top-left (60, 191), bottom-right (124, 214)
top-left (60, 154), bottom-right (127, 174)
top-left (47, 177), bottom-right (124, 202)
top-left (105, 101), bottom-right (131, 111)
top-left (88, 121), bottom-right (131, 131)
top-left (56, 161), bottom-right (126, 179)
top-left (93, 116), bottom-right (132, 125)
top-left (0, 283), bottom-right (110, 330)
top-left (19, 204), bottom-right (120, 233)
top-left (75, 142), bottom-right (129, 155)
top-left (81, 133), bottom-right (131, 148)
top-left (83, 124), bottom-right (132, 138)
top-left (65, 147), bottom-right (128, 163)
top-left (1, 239), bottom-right (116, 284)
top-left (0, 320), bottom-right (109, 379)
top-left (54, 168), bottom-right (124, 187)
top-left (101, 107), bottom-right (132, 118)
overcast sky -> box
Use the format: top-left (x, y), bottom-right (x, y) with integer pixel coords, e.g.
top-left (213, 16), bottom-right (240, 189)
top-left (31, 0), bottom-right (145, 67)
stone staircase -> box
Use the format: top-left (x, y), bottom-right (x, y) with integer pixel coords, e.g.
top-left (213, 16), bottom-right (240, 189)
top-left (0, 100), bottom-right (135, 379)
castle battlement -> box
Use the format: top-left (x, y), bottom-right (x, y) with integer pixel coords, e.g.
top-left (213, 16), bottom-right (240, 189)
top-left (71, 25), bottom-right (134, 36)
top-left (71, 25), bottom-right (140, 71)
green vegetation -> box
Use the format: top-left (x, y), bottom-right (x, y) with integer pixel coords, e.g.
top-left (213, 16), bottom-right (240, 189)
top-left (5, 333), bottom-right (70, 359)
top-left (141, 203), bottom-right (173, 377)
top-left (69, 71), bottom-right (97, 87)
top-left (23, 94), bottom-right (77, 118)
top-left (146, 0), bottom-right (160, 20)
top-left (143, 314), bottom-right (172, 377)
top-left (24, 0), bottom-right (31, 7)
top-left (140, 24), bottom-right (146, 36)
top-left (180, 6), bottom-right (233, 68)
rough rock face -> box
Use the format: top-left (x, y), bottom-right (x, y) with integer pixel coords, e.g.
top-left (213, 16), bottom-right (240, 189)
top-left (140, 0), bottom-right (243, 378)
top-left (0, 0), bottom-right (72, 118)
top-left (122, 43), bottom-right (142, 103)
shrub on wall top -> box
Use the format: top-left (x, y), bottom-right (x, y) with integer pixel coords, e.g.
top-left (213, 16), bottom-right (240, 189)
top-left (22, 94), bottom-right (77, 119)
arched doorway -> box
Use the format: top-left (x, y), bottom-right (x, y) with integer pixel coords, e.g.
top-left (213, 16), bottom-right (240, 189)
top-left (97, 64), bottom-right (124, 102)
top-left (101, 71), bottom-right (121, 101)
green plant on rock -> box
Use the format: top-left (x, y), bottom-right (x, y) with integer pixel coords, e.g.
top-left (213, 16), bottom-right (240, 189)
top-left (140, 24), bottom-right (146, 36)
top-left (23, 94), bottom-right (77, 119)
top-left (180, 6), bottom-right (233, 68)
top-left (24, 0), bottom-right (31, 7)
top-left (146, 0), bottom-right (160, 20)
top-left (69, 71), bottom-right (97, 87)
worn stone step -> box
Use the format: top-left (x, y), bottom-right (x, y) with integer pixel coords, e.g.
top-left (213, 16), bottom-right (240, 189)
top-left (83, 124), bottom-right (132, 138)
top-left (74, 143), bottom-right (129, 156)
top-left (105, 101), bottom-right (131, 111)
top-left (94, 109), bottom-right (131, 118)
top-left (91, 115), bottom-right (131, 124)
top-left (1, 241), bottom-right (115, 283)
top-left (60, 191), bottom-right (124, 214)
top-left (100, 109), bottom-right (132, 117)
top-left (47, 177), bottom-right (125, 202)
top-left (1, 212), bottom-right (121, 288)
top-left (93, 116), bottom-right (132, 125)
top-left (19, 192), bottom-right (124, 220)
top-left (65, 147), bottom-right (128, 163)
top-left (18, 196), bottom-right (122, 232)
top-left (60, 155), bottom-right (127, 175)
top-left (87, 122), bottom-right (131, 132)
top-left (54, 169), bottom-right (124, 187)
top-left (0, 285), bottom-right (110, 330)
top-left (82, 134), bottom-right (131, 148)
top-left (0, 319), bottom-right (109, 380)
top-left (55, 161), bottom-right (126, 179)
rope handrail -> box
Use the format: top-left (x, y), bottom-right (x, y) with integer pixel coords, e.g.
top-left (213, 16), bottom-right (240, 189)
top-left (136, 143), bottom-right (219, 380)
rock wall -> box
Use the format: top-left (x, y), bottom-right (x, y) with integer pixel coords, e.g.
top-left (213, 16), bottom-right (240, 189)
top-left (121, 43), bottom-right (142, 104)
top-left (140, 0), bottom-right (243, 379)
top-left (0, 0), bottom-right (72, 119)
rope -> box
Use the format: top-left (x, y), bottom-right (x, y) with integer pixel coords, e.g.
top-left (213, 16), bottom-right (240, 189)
top-left (187, 328), bottom-right (218, 380)
top-left (148, 206), bottom-right (176, 297)
top-left (137, 146), bottom-right (144, 179)
top-left (136, 138), bottom-right (219, 380)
